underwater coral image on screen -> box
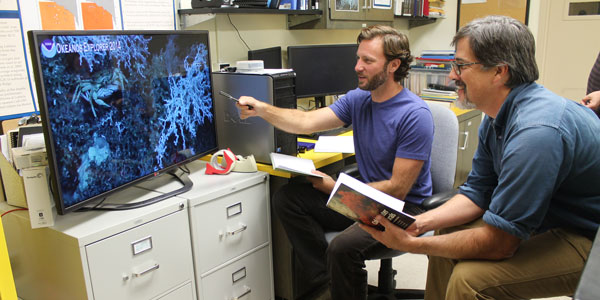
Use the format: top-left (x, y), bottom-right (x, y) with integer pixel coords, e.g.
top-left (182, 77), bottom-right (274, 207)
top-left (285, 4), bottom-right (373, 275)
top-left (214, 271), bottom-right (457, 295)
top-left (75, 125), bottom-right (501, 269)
top-left (31, 31), bottom-right (217, 211)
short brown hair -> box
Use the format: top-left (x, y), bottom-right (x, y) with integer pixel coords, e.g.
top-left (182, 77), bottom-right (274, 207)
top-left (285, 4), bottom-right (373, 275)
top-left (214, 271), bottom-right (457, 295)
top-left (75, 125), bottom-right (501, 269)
top-left (357, 25), bottom-right (413, 82)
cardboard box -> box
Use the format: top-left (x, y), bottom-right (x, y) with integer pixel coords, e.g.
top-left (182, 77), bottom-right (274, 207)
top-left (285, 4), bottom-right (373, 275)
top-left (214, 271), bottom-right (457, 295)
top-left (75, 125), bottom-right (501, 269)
top-left (0, 152), bottom-right (27, 208)
top-left (0, 153), bottom-right (55, 228)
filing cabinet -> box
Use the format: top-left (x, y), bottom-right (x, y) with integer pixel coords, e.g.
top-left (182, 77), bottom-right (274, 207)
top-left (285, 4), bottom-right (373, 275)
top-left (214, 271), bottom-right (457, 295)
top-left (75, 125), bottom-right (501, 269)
top-left (160, 161), bottom-right (274, 300)
top-left (1, 187), bottom-right (195, 300)
top-left (2, 160), bottom-right (274, 300)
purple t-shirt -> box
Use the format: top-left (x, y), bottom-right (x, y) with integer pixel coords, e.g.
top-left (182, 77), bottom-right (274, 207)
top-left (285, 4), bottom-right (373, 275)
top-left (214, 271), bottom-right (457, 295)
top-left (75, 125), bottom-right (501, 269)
top-left (329, 88), bottom-right (433, 204)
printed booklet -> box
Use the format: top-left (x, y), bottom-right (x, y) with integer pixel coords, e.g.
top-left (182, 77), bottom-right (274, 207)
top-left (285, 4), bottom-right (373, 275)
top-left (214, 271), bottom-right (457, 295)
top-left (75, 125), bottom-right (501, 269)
top-left (326, 173), bottom-right (415, 230)
top-left (270, 152), bottom-right (324, 177)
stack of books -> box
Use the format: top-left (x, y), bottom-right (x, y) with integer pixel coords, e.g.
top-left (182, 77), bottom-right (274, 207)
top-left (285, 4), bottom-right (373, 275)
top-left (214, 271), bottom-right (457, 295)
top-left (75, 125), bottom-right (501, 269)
top-left (395, 0), bottom-right (446, 18)
top-left (420, 88), bottom-right (457, 103)
top-left (428, 0), bottom-right (446, 18)
top-left (412, 49), bottom-right (454, 70)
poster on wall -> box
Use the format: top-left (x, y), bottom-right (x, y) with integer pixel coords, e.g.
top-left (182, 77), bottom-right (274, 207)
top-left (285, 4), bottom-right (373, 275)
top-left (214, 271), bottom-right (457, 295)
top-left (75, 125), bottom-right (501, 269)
top-left (0, 10), bottom-right (37, 120)
top-left (121, 0), bottom-right (177, 29)
top-left (372, 0), bottom-right (391, 9)
top-left (0, 0), bottom-right (177, 120)
top-left (335, 0), bottom-right (359, 12)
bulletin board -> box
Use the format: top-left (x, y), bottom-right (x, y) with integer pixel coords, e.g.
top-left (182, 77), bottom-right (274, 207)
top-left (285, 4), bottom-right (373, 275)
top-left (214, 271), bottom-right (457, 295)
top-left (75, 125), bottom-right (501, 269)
top-left (457, 0), bottom-right (530, 30)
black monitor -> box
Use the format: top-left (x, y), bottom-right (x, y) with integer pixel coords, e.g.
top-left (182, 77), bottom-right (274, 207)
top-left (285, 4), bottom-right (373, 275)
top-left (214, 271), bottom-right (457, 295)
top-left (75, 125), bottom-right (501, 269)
top-left (287, 44), bottom-right (358, 99)
top-left (248, 46), bottom-right (282, 69)
top-left (28, 30), bottom-right (218, 214)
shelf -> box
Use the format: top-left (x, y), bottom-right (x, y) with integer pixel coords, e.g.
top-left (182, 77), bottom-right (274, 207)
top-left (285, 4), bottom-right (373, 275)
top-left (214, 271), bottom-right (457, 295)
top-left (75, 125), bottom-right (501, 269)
top-left (395, 15), bottom-right (442, 28)
top-left (179, 8), bottom-right (322, 15)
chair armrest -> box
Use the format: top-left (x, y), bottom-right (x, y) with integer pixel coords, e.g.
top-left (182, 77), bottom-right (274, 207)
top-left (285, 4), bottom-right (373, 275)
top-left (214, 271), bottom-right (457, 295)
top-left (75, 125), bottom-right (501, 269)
top-left (422, 189), bottom-right (458, 210)
top-left (340, 163), bottom-right (361, 179)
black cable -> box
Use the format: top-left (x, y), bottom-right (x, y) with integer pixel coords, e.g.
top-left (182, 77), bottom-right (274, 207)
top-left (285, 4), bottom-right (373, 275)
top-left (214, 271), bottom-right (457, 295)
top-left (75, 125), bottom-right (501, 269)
top-left (76, 197), bottom-right (108, 212)
top-left (227, 14), bottom-right (251, 51)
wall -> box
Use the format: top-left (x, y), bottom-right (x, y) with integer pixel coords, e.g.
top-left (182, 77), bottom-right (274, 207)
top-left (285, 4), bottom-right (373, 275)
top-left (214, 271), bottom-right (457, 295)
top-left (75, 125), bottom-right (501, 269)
top-left (182, 14), bottom-right (365, 70)
top-left (179, 1), bottom-right (458, 71)
top-left (533, 0), bottom-right (600, 100)
top-left (408, 0), bottom-right (458, 55)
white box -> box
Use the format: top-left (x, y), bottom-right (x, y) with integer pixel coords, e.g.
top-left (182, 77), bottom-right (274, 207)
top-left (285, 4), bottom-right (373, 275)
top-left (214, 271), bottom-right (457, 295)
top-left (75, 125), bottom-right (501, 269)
top-left (20, 167), bottom-right (55, 228)
top-left (11, 147), bottom-right (48, 170)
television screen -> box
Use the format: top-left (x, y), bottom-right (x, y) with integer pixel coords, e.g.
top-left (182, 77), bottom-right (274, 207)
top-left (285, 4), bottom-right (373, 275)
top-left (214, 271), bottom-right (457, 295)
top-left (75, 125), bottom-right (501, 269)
top-left (28, 30), bottom-right (218, 214)
top-left (248, 46), bottom-right (282, 69)
top-left (287, 44), bottom-right (358, 98)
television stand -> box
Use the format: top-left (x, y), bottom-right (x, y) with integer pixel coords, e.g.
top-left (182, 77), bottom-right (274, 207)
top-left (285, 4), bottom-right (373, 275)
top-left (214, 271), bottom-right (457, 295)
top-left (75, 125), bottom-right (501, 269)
top-left (83, 168), bottom-right (193, 211)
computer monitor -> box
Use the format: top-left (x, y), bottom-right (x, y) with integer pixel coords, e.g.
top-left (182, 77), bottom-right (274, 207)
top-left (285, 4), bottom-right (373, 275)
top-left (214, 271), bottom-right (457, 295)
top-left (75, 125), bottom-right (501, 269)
top-left (287, 44), bottom-right (358, 99)
top-left (248, 46), bottom-right (282, 69)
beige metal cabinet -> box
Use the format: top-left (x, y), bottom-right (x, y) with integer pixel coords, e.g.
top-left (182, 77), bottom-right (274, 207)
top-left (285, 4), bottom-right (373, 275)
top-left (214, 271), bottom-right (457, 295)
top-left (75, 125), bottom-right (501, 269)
top-left (1, 187), bottom-right (195, 300)
top-left (329, 0), bottom-right (394, 21)
top-left (289, 0), bottom-right (394, 29)
top-left (145, 160), bottom-right (275, 300)
top-left (454, 109), bottom-right (482, 188)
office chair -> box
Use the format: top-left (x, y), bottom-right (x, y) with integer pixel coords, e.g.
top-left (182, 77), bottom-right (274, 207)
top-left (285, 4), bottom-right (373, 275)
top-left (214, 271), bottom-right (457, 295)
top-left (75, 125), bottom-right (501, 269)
top-left (326, 102), bottom-right (460, 299)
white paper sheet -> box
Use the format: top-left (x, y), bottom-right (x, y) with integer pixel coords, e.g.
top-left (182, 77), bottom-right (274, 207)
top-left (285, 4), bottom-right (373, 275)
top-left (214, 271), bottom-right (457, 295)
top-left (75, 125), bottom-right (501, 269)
top-left (314, 136), bottom-right (355, 153)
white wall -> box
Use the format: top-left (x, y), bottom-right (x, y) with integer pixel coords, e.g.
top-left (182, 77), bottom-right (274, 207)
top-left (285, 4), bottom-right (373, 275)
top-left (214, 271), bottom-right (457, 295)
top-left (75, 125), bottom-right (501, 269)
top-left (407, 0), bottom-right (458, 56)
top-left (183, 14), bottom-right (364, 70)
top-left (180, 2), bottom-right (458, 71)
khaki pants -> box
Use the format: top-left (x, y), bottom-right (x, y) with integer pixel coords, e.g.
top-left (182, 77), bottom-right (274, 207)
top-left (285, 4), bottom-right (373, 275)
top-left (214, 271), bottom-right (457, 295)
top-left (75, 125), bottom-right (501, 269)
top-left (425, 219), bottom-right (592, 300)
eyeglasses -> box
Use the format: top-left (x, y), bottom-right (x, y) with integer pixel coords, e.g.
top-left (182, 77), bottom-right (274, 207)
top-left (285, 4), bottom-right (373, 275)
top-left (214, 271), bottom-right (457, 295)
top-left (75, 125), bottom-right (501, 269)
top-left (450, 61), bottom-right (482, 75)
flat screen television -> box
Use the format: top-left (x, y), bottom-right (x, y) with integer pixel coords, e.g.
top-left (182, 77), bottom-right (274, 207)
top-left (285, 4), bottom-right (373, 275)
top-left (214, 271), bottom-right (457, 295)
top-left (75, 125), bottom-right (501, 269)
top-left (287, 44), bottom-right (358, 99)
top-left (28, 30), bottom-right (218, 215)
top-left (248, 46), bottom-right (282, 69)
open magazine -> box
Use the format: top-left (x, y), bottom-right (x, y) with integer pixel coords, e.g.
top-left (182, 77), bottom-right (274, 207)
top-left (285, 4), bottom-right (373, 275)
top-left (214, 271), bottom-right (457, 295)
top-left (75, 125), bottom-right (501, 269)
top-left (326, 173), bottom-right (415, 230)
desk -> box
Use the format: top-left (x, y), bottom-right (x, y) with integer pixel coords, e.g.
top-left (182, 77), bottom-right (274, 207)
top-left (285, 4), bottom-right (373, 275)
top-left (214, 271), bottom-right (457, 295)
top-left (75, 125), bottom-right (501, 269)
top-left (202, 131), bottom-right (355, 179)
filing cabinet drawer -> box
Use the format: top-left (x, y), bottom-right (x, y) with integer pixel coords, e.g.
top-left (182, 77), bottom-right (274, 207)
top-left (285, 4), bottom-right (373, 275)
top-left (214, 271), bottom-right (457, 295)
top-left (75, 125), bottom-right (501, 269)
top-left (190, 181), bottom-right (269, 274)
top-left (85, 209), bottom-right (194, 300)
top-left (198, 246), bottom-right (273, 300)
top-left (156, 281), bottom-right (194, 300)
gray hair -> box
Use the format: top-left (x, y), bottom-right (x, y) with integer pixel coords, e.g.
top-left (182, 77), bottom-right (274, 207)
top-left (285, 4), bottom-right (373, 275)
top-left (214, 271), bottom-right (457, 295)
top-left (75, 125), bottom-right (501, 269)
top-left (452, 15), bottom-right (539, 88)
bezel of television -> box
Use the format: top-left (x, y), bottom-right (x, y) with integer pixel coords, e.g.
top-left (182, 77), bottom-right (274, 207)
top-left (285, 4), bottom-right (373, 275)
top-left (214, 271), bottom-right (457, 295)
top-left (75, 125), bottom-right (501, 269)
top-left (28, 30), bottom-right (218, 215)
top-left (287, 44), bottom-right (358, 98)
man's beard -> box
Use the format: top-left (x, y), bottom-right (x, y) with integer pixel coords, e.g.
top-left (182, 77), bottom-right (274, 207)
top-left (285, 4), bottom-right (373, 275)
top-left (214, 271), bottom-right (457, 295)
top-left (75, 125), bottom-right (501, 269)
top-left (358, 63), bottom-right (389, 91)
top-left (454, 80), bottom-right (477, 109)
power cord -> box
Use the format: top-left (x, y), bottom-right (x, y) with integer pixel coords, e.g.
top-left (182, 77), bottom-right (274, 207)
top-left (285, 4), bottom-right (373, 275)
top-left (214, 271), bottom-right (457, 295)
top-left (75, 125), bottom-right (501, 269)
top-left (1, 208), bottom-right (28, 218)
top-left (227, 14), bottom-right (250, 51)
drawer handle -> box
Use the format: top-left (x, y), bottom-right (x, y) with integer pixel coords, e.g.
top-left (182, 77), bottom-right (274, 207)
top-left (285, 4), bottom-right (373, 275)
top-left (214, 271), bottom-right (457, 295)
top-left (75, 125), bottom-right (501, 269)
top-left (231, 286), bottom-right (251, 300)
top-left (227, 224), bottom-right (248, 236)
top-left (459, 131), bottom-right (469, 150)
top-left (133, 263), bottom-right (160, 277)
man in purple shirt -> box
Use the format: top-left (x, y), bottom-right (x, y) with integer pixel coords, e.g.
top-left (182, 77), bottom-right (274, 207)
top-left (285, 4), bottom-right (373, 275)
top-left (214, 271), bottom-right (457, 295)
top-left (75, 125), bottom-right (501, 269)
top-left (238, 25), bottom-right (433, 299)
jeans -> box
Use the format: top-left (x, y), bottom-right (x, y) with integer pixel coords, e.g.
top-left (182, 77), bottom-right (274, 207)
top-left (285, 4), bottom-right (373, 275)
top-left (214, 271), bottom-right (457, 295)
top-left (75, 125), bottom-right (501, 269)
top-left (273, 181), bottom-right (423, 300)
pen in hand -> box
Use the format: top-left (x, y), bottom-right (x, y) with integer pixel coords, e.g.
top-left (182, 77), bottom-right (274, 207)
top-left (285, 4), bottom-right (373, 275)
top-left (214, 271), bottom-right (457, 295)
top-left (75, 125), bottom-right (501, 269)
top-left (219, 91), bottom-right (253, 110)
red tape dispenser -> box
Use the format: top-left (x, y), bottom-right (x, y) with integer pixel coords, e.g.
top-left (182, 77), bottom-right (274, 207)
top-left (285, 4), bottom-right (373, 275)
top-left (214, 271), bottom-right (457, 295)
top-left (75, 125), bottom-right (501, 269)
top-left (205, 148), bottom-right (237, 175)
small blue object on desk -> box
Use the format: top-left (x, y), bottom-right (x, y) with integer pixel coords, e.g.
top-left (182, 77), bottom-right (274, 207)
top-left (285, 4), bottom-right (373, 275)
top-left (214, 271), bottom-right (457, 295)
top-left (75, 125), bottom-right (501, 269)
top-left (297, 141), bottom-right (315, 153)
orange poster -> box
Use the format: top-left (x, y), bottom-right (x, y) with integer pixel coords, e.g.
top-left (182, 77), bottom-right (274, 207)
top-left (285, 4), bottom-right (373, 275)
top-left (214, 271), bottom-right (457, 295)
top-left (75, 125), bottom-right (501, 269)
top-left (39, 1), bottom-right (76, 30)
top-left (81, 2), bottom-right (113, 29)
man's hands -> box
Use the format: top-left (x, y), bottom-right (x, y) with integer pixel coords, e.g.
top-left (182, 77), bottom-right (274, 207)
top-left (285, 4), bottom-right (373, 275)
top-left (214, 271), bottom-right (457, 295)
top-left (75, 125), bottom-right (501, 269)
top-left (359, 215), bottom-right (419, 252)
top-left (307, 170), bottom-right (336, 194)
top-left (581, 91), bottom-right (600, 111)
top-left (237, 96), bottom-right (263, 119)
